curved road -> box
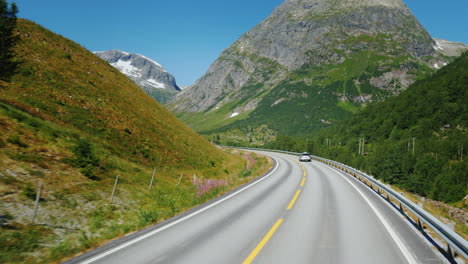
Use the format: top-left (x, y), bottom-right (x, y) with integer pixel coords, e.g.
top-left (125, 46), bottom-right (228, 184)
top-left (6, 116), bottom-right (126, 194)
top-left (66, 151), bottom-right (443, 264)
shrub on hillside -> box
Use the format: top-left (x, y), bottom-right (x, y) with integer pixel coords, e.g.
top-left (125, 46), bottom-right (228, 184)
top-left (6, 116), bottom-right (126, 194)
top-left (69, 138), bottom-right (100, 180)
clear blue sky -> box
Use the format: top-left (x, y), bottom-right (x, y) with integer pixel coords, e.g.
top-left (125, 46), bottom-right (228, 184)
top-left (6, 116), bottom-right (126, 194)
top-left (14, 0), bottom-right (468, 86)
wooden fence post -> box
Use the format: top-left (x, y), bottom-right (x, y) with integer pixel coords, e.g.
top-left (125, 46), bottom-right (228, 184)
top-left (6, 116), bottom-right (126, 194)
top-left (110, 176), bottom-right (119, 203)
top-left (32, 182), bottom-right (43, 224)
top-left (149, 169), bottom-right (156, 190)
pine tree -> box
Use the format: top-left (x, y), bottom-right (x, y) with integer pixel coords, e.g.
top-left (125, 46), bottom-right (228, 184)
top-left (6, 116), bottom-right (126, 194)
top-left (0, 0), bottom-right (18, 81)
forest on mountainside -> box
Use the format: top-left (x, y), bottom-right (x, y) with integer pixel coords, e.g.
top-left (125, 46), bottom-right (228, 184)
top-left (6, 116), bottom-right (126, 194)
top-left (267, 52), bottom-right (468, 204)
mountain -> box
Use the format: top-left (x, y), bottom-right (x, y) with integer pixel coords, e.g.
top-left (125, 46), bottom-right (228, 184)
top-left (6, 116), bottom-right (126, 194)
top-left (170, 0), bottom-right (458, 137)
top-left (94, 50), bottom-right (181, 103)
top-left (432, 38), bottom-right (468, 57)
top-left (0, 19), bottom-right (257, 263)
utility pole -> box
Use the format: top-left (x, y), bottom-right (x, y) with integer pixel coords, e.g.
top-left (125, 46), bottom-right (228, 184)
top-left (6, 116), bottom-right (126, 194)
top-left (461, 144), bottom-right (464, 161)
top-left (361, 138), bottom-right (365, 155)
top-left (459, 143), bottom-right (463, 161)
top-left (358, 138), bottom-right (361, 155)
top-left (358, 138), bottom-right (365, 155)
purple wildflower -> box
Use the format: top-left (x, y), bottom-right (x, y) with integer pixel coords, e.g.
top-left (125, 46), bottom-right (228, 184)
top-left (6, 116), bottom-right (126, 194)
top-left (192, 178), bottom-right (228, 197)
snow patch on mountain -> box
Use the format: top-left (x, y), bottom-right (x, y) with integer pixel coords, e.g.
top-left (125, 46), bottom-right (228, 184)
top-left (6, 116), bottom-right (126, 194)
top-left (94, 50), bottom-right (180, 103)
top-left (433, 38), bottom-right (468, 57)
top-left (145, 79), bottom-right (166, 89)
top-left (113, 60), bottom-right (141, 78)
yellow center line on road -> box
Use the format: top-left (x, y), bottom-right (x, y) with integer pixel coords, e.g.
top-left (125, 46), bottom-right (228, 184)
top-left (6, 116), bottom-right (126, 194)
top-left (300, 177), bottom-right (306, 187)
top-left (298, 162), bottom-right (307, 177)
top-left (243, 218), bottom-right (284, 264)
top-left (287, 189), bottom-right (301, 210)
top-left (241, 156), bottom-right (307, 264)
top-left (287, 157), bottom-right (308, 178)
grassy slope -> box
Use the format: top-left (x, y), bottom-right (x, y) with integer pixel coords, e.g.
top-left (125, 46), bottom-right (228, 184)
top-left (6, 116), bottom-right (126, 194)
top-left (0, 20), bottom-right (271, 263)
top-left (3, 19), bottom-right (227, 169)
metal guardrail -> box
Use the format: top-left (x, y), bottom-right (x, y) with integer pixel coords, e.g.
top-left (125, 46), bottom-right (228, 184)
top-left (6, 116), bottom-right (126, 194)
top-left (229, 146), bottom-right (468, 261)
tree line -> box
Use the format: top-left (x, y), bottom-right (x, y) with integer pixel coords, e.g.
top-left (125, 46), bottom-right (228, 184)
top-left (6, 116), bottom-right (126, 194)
top-left (0, 0), bottom-right (18, 81)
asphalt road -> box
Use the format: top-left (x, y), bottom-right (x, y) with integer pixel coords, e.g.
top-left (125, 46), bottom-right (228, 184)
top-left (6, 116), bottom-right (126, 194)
top-left (66, 151), bottom-right (444, 264)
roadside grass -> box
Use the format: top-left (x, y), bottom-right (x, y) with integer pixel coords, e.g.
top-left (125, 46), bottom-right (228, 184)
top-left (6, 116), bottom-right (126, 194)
top-left (0, 19), bottom-right (276, 264)
top-left (0, 105), bottom-right (272, 263)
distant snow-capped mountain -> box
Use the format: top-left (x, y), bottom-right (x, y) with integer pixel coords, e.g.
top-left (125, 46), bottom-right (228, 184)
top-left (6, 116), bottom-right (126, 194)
top-left (432, 38), bottom-right (468, 57)
top-left (94, 50), bottom-right (180, 103)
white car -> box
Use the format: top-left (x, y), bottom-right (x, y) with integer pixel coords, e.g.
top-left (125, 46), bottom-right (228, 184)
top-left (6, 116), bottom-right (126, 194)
top-left (299, 152), bottom-right (312, 162)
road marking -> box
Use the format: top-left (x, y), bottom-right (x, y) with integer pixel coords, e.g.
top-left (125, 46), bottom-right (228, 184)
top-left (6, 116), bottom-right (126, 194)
top-left (326, 166), bottom-right (418, 264)
top-left (77, 156), bottom-right (280, 264)
top-left (287, 189), bottom-right (301, 210)
top-left (287, 157), bottom-right (307, 177)
top-left (300, 177), bottom-right (306, 187)
top-left (298, 162), bottom-right (307, 177)
top-left (243, 218), bottom-right (283, 264)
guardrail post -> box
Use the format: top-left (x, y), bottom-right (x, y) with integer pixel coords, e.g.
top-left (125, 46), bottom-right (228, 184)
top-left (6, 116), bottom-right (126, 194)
top-left (399, 202), bottom-right (405, 214)
top-left (417, 218), bottom-right (424, 232)
top-left (447, 244), bottom-right (456, 262)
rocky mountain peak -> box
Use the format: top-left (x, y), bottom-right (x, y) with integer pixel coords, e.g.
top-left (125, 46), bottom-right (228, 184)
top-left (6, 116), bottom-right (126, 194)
top-left (94, 50), bottom-right (180, 102)
top-left (281, 0), bottom-right (405, 9)
top-left (171, 0), bottom-right (459, 137)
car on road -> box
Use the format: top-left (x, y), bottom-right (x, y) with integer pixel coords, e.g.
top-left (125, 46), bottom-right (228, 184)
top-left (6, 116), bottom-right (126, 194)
top-left (299, 152), bottom-right (312, 162)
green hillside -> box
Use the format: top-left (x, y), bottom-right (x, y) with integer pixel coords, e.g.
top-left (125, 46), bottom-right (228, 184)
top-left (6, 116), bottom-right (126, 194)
top-left (269, 52), bottom-right (467, 204)
top-left (3, 19), bottom-right (230, 170)
top-left (0, 20), bottom-right (269, 263)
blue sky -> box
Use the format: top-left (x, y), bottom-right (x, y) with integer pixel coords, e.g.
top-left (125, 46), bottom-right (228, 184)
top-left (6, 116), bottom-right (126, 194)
top-left (14, 0), bottom-right (468, 86)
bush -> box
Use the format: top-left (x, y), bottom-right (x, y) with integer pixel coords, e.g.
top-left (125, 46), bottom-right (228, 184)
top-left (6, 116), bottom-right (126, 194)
top-left (10, 152), bottom-right (43, 163)
top-left (22, 182), bottom-right (37, 200)
top-left (6, 134), bottom-right (28, 148)
top-left (138, 209), bottom-right (159, 227)
top-left (71, 138), bottom-right (100, 179)
top-left (0, 228), bottom-right (40, 263)
top-left (238, 169), bottom-right (252, 178)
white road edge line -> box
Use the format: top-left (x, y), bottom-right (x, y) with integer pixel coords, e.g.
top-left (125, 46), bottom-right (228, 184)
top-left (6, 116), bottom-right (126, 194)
top-left (79, 155), bottom-right (280, 264)
top-left (326, 166), bottom-right (418, 264)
